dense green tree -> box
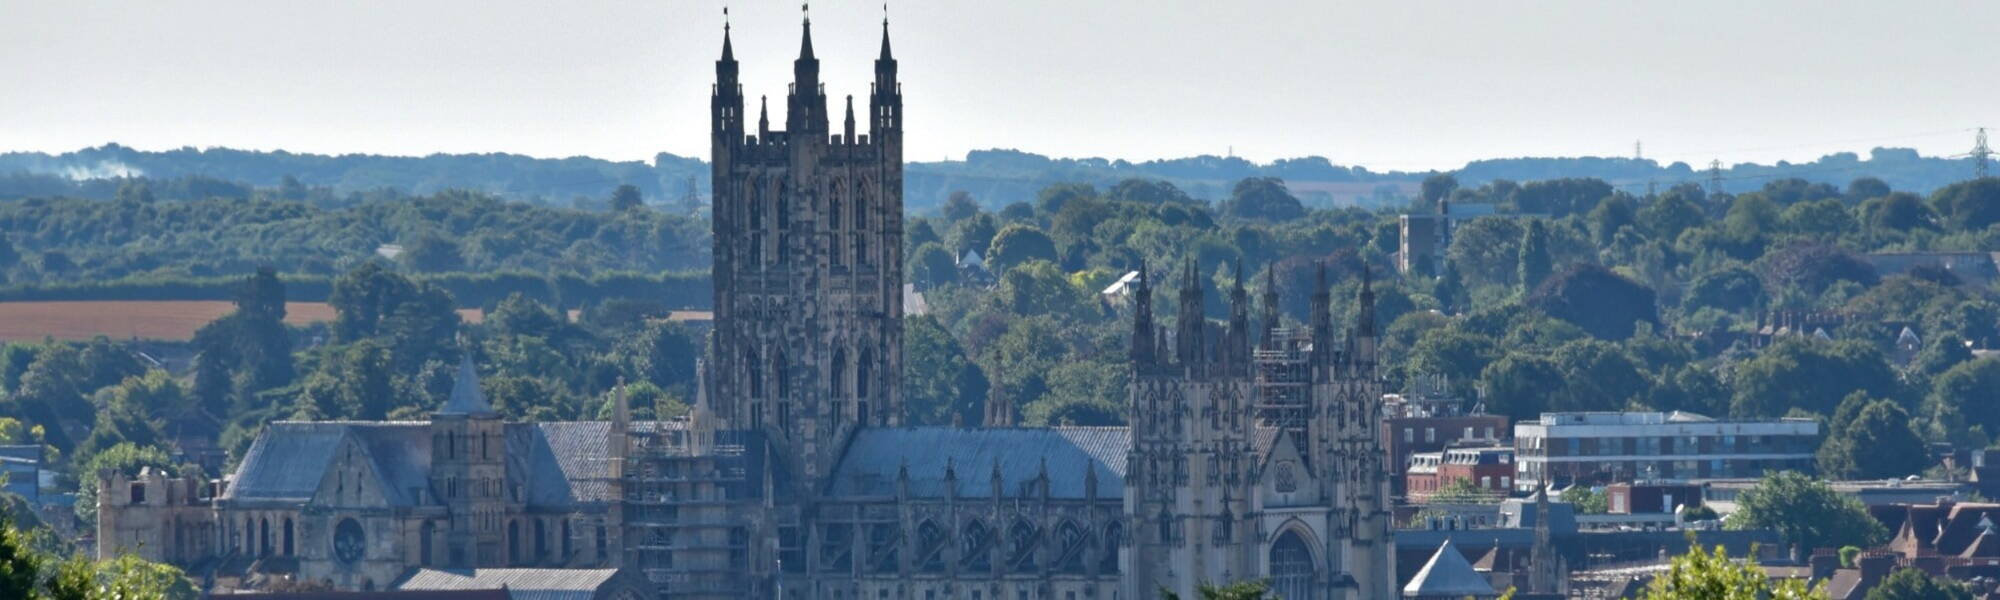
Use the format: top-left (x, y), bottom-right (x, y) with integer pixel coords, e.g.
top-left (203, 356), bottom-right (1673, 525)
top-left (1550, 340), bottom-right (1649, 412)
top-left (902, 316), bottom-right (985, 426)
top-left (1518, 220), bottom-right (1553, 294)
top-left (1528, 264), bottom-right (1659, 340)
top-left (1639, 541), bottom-right (1825, 600)
top-left (1588, 195), bottom-right (1637, 247)
top-left (402, 233), bottom-right (466, 273)
top-left (1221, 177), bottom-right (1305, 221)
top-left (1929, 177), bottom-right (2000, 231)
top-left (1419, 174), bottom-right (1458, 211)
top-left (1682, 266), bottom-right (1764, 314)
top-left (1817, 399), bottom-right (1926, 480)
top-left (72, 443), bottom-right (175, 530)
top-left (987, 225), bottom-right (1060, 273)
top-left (941, 191), bottom-right (980, 222)
top-left (1035, 183), bottom-right (1097, 215)
top-left (609, 184), bottom-right (644, 212)
top-left (950, 214), bottom-right (1000, 258)
top-left (1478, 353), bottom-right (1560, 420)
top-left (1860, 192), bottom-right (1935, 231)
top-left (1730, 339), bottom-right (1896, 418)
top-left (1639, 189), bottom-right (1707, 241)
top-left (1158, 579), bottom-right (1273, 600)
top-left (1931, 357), bottom-right (2000, 439)
top-left (911, 242), bottom-right (959, 289)
top-left (1408, 329), bottom-right (1501, 386)
top-left (1864, 568), bottom-right (1972, 600)
top-left (1724, 471), bottom-right (1887, 555)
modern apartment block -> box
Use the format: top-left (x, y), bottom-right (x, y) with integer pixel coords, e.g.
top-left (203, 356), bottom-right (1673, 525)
top-left (1513, 412), bottom-right (1819, 492)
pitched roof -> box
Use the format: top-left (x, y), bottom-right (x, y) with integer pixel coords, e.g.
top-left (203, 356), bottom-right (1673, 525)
top-left (397, 568), bottom-right (626, 600)
top-left (226, 420), bottom-right (627, 510)
top-left (508, 422), bottom-right (617, 506)
top-left (826, 427), bottom-right (1128, 499)
top-left (1404, 538), bottom-right (1496, 597)
top-left (440, 356), bottom-right (496, 416)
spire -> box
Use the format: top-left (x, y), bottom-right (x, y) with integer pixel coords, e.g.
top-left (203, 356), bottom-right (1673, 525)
top-left (844, 95), bottom-right (856, 140)
top-left (440, 353), bottom-right (495, 416)
top-left (1310, 262), bottom-right (1334, 373)
top-left (797, 3), bottom-right (816, 62)
top-left (1131, 259), bottom-right (1156, 366)
top-left (720, 8), bottom-right (735, 62)
top-left (758, 95), bottom-right (769, 135)
top-left (879, 3), bottom-right (894, 61)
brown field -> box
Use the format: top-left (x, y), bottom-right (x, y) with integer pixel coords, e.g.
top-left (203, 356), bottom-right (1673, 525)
top-left (0, 301), bottom-right (485, 342)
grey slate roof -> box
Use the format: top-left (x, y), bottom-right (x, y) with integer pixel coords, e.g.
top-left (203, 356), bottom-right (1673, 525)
top-left (226, 420), bottom-right (624, 510)
top-left (825, 427), bottom-right (1129, 499)
top-left (1403, 538), bottom-right (1495, 598)
top-left (397, 568), bottom-right (624, 600)
top-left (440, 356), bottom-right (496, 416)
top-left (226, 421), bottom-right (428, 506)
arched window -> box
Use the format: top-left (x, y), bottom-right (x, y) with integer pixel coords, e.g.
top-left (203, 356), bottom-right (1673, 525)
top-left (1269, 529), bottom-right (1318, 600)
top-left (1156, 509), bottom-right (1173, 544)
top-left (831, 349), bottom-right (848, 398)
top-left (749, 180), bottom-right (765, 230)
top-left (856, 348), bottom-right (873, 398)
top-left (960, 520), bottom-right (991, 572)
top-left (776, 182), bottom-right (790, 231)
top-left (507, 520), bottom-right (520, 565)
top-left (829, 185), bottom-right (844, 230)
top-left (420, 521), bottom-right (435, 566)
top-left (1100, 521), bottom-right (1123, 574)
top-left (1007, 520), bottom-right (1038, 573)
top-left (1213, 509), bottom-right (1233, 545)
top-left (854, 233), bottom-right (869, 268)
top-left (1055, 520), bottom-right (1088, 574)
top-left (853, 187), bottom-right (868, 230)
top-left (916, 520), bottom-right (947, 573)
top-left (283, 518), bottom-right (295, 556)
top-left (260, 518), bottom-right (271, 556)
top-left (747, 349), bottom-right (764, 397)
top-left (773, 350), bottom-right (789, 399)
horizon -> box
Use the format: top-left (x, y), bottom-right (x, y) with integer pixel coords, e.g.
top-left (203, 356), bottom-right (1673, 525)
top-left (5, 1), bottom-right (1994, 172)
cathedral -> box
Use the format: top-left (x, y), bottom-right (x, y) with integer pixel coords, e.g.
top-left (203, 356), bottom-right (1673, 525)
top-left (94, 15), bottom-right (1394, 600)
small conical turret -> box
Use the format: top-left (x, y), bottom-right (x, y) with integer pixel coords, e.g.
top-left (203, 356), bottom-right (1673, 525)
top-left (844, 95), bottom-right (856, 141)
top-left (757, 96), bottom-right (770, 137)
top-left (1260, 265), bottom-right (1280, 349)
top-left (1131, 260), bottom-right (1156, 367)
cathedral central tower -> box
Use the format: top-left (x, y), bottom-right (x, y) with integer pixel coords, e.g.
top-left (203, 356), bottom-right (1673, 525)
top-left (707, 15), bottom-right (905, 484)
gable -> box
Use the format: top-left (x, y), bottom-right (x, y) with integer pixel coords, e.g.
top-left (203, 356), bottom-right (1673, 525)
top-left (310, 434), bottom-right (396, 509)
top-left (1258, 429), bottom-right (1317, 505)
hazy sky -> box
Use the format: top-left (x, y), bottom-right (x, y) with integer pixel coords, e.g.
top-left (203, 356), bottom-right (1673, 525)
top-left (5, 0), bottom-right (1996, 171)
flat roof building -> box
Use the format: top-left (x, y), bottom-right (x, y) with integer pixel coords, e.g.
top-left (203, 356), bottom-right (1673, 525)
top-left (1514, 412), bottom-right (1819, 492)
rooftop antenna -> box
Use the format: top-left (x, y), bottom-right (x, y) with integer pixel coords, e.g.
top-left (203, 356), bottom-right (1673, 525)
top-left (723, 5), bottom-right (729, 33)
top-left (802, 2), bottom-right (810, 24)
top-left (1633, 140), bottom-right (1643, 161)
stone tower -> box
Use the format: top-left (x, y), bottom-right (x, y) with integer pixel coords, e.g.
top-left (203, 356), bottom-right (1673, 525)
top-left (430, 356), bottom-right (512, 567)
top-left (1125, 261), bottom-right (1259, 599)
top-left (1125, 263), bottom-right (1395, 600)
top-left (708, 14), bottom-right (905, 485)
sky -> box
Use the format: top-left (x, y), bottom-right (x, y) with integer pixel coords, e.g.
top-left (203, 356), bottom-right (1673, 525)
top-left (4, 0), bottom-right (1996, 172)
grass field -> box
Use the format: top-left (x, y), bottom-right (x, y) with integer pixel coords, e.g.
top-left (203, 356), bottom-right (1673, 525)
top-left (0, 301), bottom-right (485, 342)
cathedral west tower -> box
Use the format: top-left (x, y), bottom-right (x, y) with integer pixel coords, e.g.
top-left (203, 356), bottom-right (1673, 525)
top-left (708, 14), bottom-right (905, 485)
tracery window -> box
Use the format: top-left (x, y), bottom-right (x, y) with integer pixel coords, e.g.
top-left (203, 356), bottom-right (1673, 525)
top-left (1269, 530), bottom-right (1318, 600)
top-left (960, 520), bottom-right (992, 572)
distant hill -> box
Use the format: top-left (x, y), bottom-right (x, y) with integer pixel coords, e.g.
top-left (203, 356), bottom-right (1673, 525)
top-left (1, 143), bottom-right (1983, 212)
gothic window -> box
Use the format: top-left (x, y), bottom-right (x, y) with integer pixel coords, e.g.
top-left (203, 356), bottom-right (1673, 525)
top-left (333, 518), bottom-right (365, 564)
top-left (856, 348), bottom-right (874, 398)
top-left (534, 519), bottom-right (547, 561)
top-left (855, 233), bottom-right (869, 268)
top-left (1100, 521), bottom-right (1122, 574)
top-left (867, 523), bottom-right (900, 573)
top-left (829, 185), bottom-right (844, 230)
top-left (749, 181), bottom-right (765, 230)
top-left (774, 350), bottom-right (789, 399)
top-left (836, 348), bottom-right (856, 399)
top-left (1207, 456), bottom-right (1219, 485)
top-left (961, 520), bottom-right (992, 572)
top-left (1269, 530), bottom-right (1318, 600)
top-left (830, 233), bottom-right (843, 268)
top-left (747, 349), bottom-right (764, 397)
top-left (1055, 520), bottom-right (1088, 574)
top-left (1156, 509), bottom-right (1174, 544)
top-left (854, 185), bottom-right (868, 230)
top-left (1007, 520), bottom-right (1038, 573)
top-left (420, 521), bottom-right (434, 566)
top-left (283, 518), bottom-right (294, 556)
top-left (776, 182), bottom-right (790, 231)
top-left (1213, 509), bottom-right (1233, 545)
top-left (916, 520), bottom-right (947, 573)
top-left (821, 524), bottom-right (853, 572)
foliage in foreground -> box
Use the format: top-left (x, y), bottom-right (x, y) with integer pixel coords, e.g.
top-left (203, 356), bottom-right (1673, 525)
top-left (1641, 541), bottom-right (1824, 600)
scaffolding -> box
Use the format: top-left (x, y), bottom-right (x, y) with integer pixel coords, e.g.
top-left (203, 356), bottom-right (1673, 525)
top-left (1253, 326), bottom-right (1313, 432)
top-left (624, 425), bottom-right (771, 600)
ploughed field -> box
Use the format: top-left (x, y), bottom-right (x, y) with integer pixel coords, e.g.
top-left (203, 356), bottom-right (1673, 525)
top-left (0, 301), bottom-right (484, 341)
